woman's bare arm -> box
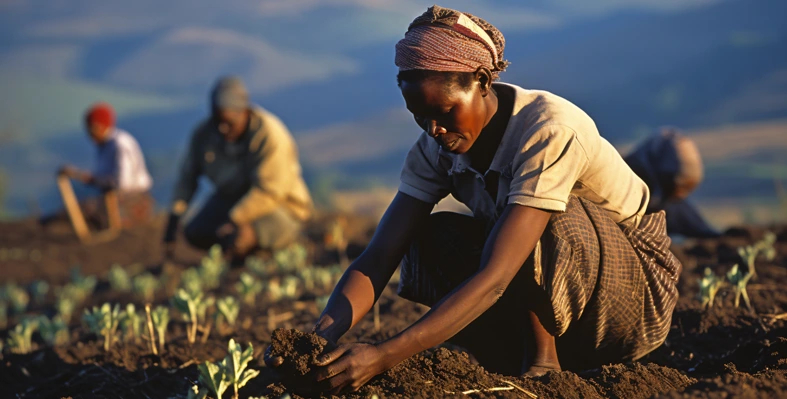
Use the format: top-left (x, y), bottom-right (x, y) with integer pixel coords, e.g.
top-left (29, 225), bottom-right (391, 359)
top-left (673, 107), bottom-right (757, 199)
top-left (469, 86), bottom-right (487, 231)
top-left (375, 204), bottom-right (551, 369)
top-left (314, 192), bottom-right (434, 342)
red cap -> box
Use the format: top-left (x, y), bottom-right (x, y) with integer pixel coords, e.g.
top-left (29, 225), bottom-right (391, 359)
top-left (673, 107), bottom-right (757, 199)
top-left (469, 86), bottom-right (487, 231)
top-left (84, 102), bottom-right (115, 128)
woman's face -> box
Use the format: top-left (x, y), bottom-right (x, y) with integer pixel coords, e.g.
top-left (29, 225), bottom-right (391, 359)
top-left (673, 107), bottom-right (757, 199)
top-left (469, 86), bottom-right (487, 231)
top-left (400, 77), bottom-right (489, 154)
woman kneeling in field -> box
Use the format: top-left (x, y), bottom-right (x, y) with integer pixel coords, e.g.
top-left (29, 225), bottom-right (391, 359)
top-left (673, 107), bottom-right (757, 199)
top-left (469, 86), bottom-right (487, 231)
top-left (267, 5), bottom-right (682, 393)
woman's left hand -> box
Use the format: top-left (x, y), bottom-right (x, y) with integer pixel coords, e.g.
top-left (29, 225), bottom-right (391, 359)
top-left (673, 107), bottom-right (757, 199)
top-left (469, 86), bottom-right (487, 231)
top-left (312, 343), bottom-right (388, 394)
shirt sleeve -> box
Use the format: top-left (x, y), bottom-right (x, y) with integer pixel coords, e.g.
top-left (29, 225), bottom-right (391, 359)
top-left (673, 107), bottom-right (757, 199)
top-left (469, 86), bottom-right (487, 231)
top-left (229, 121), bottom-right (294, 224)
top-left (398, 133), bottom-right (451, 204)
top-left (507, 124), bottom-right (589, 211)
top-left (170, 129), bottom-right (202, 215)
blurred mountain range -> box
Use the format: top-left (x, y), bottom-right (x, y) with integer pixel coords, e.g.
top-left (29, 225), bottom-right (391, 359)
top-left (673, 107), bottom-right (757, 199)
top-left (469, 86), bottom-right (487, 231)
top-left (0, 0), bottom-right (786, 216)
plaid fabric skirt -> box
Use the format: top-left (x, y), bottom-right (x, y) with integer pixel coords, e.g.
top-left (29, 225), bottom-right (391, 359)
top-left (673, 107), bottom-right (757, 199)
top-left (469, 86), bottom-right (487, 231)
top-left (398, 195), bottom-right (681, 363)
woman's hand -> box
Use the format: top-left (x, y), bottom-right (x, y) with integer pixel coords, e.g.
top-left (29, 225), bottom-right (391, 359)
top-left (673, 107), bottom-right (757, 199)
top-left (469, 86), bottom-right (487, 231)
top-left (312, 343), bottom-right (388, 394)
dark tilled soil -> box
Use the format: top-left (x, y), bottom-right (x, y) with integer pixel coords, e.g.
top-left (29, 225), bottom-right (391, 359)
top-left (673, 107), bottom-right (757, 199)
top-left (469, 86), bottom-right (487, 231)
top-left (269, 328), bottom-right (334, 376)
top-left (1, 218), bottom-right (786, 398)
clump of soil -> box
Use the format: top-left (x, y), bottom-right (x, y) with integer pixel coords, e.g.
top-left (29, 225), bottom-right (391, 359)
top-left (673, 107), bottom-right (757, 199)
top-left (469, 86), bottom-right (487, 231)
top-left (269, 328), bottom-right (334, 376)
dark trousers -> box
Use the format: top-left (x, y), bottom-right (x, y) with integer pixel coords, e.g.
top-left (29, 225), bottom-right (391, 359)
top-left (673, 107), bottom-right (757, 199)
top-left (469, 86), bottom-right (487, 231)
top-left (183, 192), bottom-right (302, 251)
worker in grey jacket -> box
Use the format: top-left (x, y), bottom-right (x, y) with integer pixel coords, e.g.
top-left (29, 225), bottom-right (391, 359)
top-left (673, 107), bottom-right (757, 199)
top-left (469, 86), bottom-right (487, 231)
top-left (163, 76), bottom-right (313, 259)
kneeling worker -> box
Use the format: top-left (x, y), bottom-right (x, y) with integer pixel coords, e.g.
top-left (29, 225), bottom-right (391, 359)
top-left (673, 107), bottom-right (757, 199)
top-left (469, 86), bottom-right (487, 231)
top-left (624, 127), bottom-right (719, 238)
top-left (55, 102), bottom-right (154, 229)
top-left (163, 76), bottom-right (313, 259)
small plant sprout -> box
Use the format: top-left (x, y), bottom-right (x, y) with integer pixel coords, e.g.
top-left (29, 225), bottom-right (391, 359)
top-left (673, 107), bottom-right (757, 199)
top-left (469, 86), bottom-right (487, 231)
top-left (133, 272), bottom-right (161, 303)
top-left (265, 279), bottom-right (283, 302)
top-left (55, 291), bottom-right (77, 323)
top-left (108, 264), bottom-right (132, 292)
top-left (29, 280), bottom-right (49, 305)
top-left (151, 306), bottom-right (170, 351)
top-left (244, 256), bottom-right (269, 277)
top-left (274, 244), bottom-right (308, 272)
top-left (737, 245), bottom-right (759, 279)
top-left (2, 282), bottom-right (30, 314)
top-left (119, 304), bottom-right (144, 342)
top-left (235, 273), bottom-right (262, 305)
top-left (216, 296), bottom-right (240, 334)
top-left (198, 359), bottom-right (229, 399)
top-left (199, 244), bottom-right (227, 289)
top-left (757, 231), bottom-right (777, 261)
top-left (180, 267), bottom-right (204, 297)
top-left (70, 266), bottom-right (98, 298)
top-left (698, 268), bottom-right (724, 309)
top-left (6, 318), bottom-right (39, 354)
top-left (223, 339), bottom-right (260, 399)
top-left (83, 303), bottom-right (121, 351)
top-left (727, 264), bottom-right (753, 310)
top-left (281, 276), bottom-right (300, 300)
top-left (325, 217), bottom-right (350, 267)
top-left (38, 315), bottom-right (69, 346)
top-left (172, 288), bottom-right (209, 344)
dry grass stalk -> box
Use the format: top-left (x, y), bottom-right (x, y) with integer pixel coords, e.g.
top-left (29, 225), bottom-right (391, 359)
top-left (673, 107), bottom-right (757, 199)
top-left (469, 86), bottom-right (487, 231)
top-left (144, 304), bottom-right (158, 356)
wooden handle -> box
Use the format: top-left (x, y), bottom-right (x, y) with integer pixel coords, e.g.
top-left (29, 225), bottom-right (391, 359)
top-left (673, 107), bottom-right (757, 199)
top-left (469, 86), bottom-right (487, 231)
top-left (57, 175), bottom-right (91, 243)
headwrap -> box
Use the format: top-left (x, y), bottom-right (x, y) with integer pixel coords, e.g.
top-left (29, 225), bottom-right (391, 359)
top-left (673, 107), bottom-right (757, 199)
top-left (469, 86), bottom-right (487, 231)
top-left (84, 102), bottom-right (115, 128)
top-left (395, 5), bottom-right (509, 79)
top-left (211, 75), bottom-right (250, 110)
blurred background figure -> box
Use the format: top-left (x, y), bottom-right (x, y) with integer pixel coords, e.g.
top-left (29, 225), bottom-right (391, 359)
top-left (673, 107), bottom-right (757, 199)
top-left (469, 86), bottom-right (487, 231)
top-left (625, 126), bottom-right (719, 238)
top-left (45, 102), bottom-right (154, 229)
top-left (163, 76), bottom-right (313, 260)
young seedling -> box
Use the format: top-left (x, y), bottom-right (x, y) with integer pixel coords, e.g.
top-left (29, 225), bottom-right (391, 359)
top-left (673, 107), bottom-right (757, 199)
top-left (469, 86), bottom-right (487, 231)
top-left (216, 296), bottom-right (240, 335)
top-left (265, 279), bottom-right (283, 302)
top-left (325, 217), bottom-right (350, 267)
top-left (180, 267), bottom-right (204, 297)
top-left (198, 360), bottom-right (229, 399)
top-left (29, 280), bottom-right (49, 305)
top-left (108, 264), bottom-right (132, 292)
top-left (133, 272), bottom-right (160, 303)
top-left (55, 290), bottom-right (77, 323)
top-left (274, 244), bottom-right (308, 273)
top-left (172, 289), bottom-right (210, 344)
top-left (70, 266), bottom-right (97, 298)
top-left (235, 273), bottom-right (263, 306)
top-left (119, 304), bottom-right (144, 343)
top-left (2, 282), bottom-right (30, 314)
top-left (281, 276), bottom-right (300, 300)
top-left (199, 244), bottom-right (227, 289)
top-left (83, 303), bottom-right (121, 351)
top-left (6, 318), bottom-right (39, 354)
top-left (222, 339), bottom-right (260, 399)
top-left (38, 315), bottom-right (69, 346)
top-left (150, 306), bottom-right (170, 352)
top-left (727, 264), bottom-right (753, 311)
top-left (244, 256), bottom-right (270, 277)
top-left (697, 267), bottom-right (724, 309)
top-left (756, 231), bottom-right (777, 262)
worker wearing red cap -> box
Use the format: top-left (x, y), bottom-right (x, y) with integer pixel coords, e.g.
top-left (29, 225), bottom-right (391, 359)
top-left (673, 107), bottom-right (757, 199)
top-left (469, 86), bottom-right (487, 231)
top-left (56, 102), bottom-right (154, 226)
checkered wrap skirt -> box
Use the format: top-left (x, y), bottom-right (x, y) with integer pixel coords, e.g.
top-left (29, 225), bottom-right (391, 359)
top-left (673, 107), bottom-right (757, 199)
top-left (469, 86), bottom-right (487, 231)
top-left (398, 195), bottom-right (681, 363)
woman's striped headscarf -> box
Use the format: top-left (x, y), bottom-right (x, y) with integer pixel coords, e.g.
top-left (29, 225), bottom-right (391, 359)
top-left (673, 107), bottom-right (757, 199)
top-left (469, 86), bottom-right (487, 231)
top-left (395, 5), bottom-right (509, 79)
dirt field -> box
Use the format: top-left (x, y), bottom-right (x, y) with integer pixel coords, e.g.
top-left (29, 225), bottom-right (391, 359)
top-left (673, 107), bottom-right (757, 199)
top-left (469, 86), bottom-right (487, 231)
top-left (1, 216), bottom-right (786, 398)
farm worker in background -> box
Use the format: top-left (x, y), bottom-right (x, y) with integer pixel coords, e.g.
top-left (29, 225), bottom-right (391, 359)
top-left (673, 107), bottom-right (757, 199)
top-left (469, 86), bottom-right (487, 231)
top-left (625, 127), bottom-right (720, 238)
top-left (163, 76), bottom-right (313, 260)
top-left (54, 102), bottom-right (154, 226)
top-left (266, 6), bottom-right (682, 393)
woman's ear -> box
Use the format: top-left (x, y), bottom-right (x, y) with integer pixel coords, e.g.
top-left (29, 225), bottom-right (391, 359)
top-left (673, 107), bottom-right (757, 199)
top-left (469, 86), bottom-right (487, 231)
top-left (475, 67), bottom-right (493, 96)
